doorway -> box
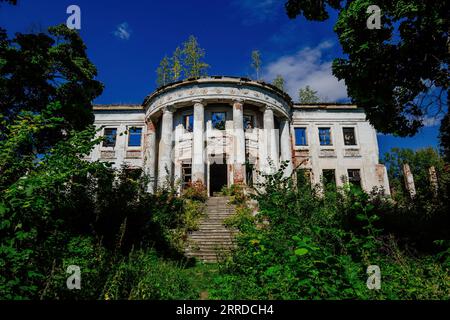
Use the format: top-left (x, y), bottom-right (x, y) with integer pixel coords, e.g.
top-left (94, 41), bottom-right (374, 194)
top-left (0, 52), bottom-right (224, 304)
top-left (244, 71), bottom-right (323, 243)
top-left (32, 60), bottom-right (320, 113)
top-left (209, 163), bottom-right (227, 196)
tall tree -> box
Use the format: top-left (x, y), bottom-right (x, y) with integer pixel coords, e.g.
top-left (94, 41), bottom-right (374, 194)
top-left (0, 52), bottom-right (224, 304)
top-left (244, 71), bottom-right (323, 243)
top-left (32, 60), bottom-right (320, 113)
top-left (171, 46), bottom-right (183, 82)
top-left (272, 75), bottom-right (285, 91)
top-left (0, 24), bottom-right (103, 149)
top-left (284, 1), bottom-right (449, 140)
top-left (156, 55), bottom-right (171, 87)
top-left (299, 85), bottom-right (320, 103)
top-left (251, 50), bottom-right (261, 80)
top-left (182, 35), bottom-right (209, 78)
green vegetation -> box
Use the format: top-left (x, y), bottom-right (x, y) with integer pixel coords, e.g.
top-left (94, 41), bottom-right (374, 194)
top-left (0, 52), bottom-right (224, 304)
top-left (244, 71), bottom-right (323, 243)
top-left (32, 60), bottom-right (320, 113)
top-left (272, 75), bottom-right (285, 91)
top-left (298, 85), bottom-right (320, 104)
top-left (156, 35), bottom-right (209, 87)
top-left (209, 161), bottom-right (449, 299)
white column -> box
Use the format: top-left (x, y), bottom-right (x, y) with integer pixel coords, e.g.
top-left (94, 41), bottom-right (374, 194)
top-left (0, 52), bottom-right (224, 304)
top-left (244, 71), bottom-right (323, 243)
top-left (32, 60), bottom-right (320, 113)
top-left (280, 118), bottom-right (293, 177)
top-left (144, 118), bottom-right (157, 192)
top-left (233, 99), bottom-right (245, 184)
top-left (158, 106), bottom-right (174, 188)
top-left (263, 106), bottom-right (279, 172)
top-left (192, 100), bottom-right (205, 183)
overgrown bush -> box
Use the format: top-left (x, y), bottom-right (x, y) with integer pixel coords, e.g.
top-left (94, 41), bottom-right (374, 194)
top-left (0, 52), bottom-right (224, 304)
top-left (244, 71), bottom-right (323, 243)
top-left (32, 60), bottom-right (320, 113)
top-left (210, 162), bottom-right (449, 300)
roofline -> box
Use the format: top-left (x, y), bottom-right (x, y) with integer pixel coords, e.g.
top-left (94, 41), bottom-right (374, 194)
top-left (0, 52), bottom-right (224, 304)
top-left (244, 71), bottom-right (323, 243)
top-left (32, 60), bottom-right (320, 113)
top-left (142, 75), bottom-right (294, 107)
top-left (293, 103), bottom-right (361, 110)
top-left (93, 104), bottom-right (143, 111)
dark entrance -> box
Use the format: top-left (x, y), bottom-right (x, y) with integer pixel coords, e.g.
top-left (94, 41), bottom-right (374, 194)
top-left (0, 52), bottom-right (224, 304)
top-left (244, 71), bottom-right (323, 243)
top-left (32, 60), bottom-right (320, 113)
top-left (209, 163), bottom-right (227, 196)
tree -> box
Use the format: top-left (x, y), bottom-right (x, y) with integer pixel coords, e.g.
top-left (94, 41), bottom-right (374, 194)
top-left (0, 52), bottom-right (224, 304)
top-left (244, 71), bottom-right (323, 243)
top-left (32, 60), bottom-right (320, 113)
top-left (0, 24), bottom-right (103, 153)
top-left (182, 35), bottom-right (209, 78)
top-left (251, 50), bottom-right (261, 80)
top-left (439, 112), bottom-right (450, 161)
top-left (284, 1), bottom-right (449, 139)
top-left (156, 55), bottom-right (171, 87)
top-left (171, 46), bottom-right (183, 82)
top-left (272, 75), bottom-right (285, 91)
top-left (298, 85), bottom-right (320, 103)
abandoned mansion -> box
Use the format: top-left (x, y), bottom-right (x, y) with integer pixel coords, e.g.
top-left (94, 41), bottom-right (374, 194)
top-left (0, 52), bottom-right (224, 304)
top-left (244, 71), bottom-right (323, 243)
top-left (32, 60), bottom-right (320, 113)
top-left (89, 76), bottom-right (390, 196)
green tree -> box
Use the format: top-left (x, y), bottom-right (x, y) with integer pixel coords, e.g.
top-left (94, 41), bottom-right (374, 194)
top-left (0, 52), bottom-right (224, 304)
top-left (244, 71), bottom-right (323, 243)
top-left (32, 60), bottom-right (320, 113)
top-left (171, 46), bottom-right (183, 82)
top-left (439, 112), bottom-right (450, 161)
top-left (0, 25), bottom-right (103, 144)
top-left (251, 50), bottom-right (261, 80)
top-left (156, 55), bottom-right (171, 87)
top-left (298, 85), bottom-right (320, 103)
top-left (284, 1), bottom-right (449, 140)
top-left (182, 35), bottom-right (209, 78)
top-left (272, 75), bottom-right (285, 91)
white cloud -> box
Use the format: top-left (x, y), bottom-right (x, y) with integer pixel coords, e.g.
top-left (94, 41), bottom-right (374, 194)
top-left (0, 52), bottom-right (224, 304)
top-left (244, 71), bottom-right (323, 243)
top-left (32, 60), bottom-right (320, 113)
top-left (232, 0), bottom-right (280, 25)
top-left (263, 41), bottom-right (349, 102)
top-left (113, 22), bottom-right (132, 40)
top-left (420, 116), bottom-right (442, 127)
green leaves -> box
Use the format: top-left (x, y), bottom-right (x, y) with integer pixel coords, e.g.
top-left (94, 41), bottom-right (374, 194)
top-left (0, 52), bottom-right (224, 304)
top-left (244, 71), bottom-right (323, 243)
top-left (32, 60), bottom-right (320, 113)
top-left (156, 35), bottom-right (209, 87)
top-left (294, 248), bottom-right (309, 256)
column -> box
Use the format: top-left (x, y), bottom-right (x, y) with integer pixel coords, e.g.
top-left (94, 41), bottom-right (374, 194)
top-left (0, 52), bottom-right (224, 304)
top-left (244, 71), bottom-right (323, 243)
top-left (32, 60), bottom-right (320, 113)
top-left (263, 106), bottom-right (279, 172)
top-left (158, 106), bottom-right (174, 188)
top-left (233, 99), bottom-right (245, 184)
top-left (192, 100), bottom-right (205, 183)
top-left (144, 118), bottom-right (157, 192)
top-left (280, 118), bottom-right (293, 177)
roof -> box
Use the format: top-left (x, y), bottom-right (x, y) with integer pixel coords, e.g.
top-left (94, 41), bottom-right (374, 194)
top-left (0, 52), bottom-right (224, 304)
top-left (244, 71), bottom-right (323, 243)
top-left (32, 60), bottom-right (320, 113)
top-left (293, 103), bottom-right (360, 110)
top-left (142, 75), bottom-right (294, 107)
top-left (93, 104), bottom-right (143, 111)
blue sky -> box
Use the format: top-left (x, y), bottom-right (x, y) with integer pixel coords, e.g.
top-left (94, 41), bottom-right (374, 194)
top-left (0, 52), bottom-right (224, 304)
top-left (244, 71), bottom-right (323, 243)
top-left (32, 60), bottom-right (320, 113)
top-left (0, 0), bottom-right (442, 157)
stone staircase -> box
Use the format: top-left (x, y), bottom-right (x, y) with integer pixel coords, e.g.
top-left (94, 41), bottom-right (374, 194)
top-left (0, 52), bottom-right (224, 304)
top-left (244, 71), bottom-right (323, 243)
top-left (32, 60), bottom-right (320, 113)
top-left (185, 196), bottom-right (236, 262)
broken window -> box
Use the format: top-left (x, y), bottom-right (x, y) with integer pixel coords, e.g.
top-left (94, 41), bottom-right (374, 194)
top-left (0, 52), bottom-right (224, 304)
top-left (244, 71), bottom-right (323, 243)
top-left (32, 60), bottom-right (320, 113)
top-left (348, 169), bottom-right (362, 188)
top-left (322, 169), bottom-right (336, 189)
top-left (182, 163), bottom-right (192, 189)
top-left (343, 127), bottom-right (356, 146)
top-left (103, 128), bottom-right (117, 147)
top-left (243, 115), bottom-right (254, 131)
top-left (319, 127), bottom-right (332, 146)
top-left (295, 127), bottom-right (307, 146)
top-left (128, 127), bottom-right (142, 147)
top-left (184, 114), bottom-right (193, 132)
top-left (212, 112), bottom-right (226, 130)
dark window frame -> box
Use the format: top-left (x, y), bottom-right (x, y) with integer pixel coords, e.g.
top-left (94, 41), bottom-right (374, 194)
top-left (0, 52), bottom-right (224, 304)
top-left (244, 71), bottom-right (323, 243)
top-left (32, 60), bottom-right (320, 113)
top-left (212, 112), bottom-right (226, 130)
top-left (348, 169), bottom-right (362, 188)
top-left (183, 114), bottom-right (194, 132)
top-left (243, 114), bottom-right (255, 131)
top-left (103, 128), bottom-right (117, 147)
top-left (343, 127), bottom-right (357, 146)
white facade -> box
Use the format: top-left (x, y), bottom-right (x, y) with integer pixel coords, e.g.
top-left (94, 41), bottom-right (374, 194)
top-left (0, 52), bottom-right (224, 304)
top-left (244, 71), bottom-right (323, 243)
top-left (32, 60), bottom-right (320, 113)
top-left (89, 76), bottom-right (390, 196)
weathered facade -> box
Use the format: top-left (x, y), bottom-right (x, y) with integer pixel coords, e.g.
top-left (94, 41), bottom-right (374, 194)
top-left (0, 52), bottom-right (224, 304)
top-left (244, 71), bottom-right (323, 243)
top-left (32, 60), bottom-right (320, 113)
top-left (89, 76), bottom-right (390, 195)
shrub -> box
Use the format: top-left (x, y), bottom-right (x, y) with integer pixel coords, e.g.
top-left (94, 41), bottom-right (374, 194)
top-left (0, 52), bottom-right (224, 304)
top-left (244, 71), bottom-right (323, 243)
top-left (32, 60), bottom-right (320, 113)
top-left (182, 181), bottom-right (208, 202)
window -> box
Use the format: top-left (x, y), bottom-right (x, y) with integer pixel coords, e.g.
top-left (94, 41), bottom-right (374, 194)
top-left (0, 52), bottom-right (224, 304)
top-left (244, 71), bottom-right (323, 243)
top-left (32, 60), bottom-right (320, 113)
top-left (212, 112), bottom-right (226, 130)
top-left (343, 127), bottom-right (356, 145)
top-left (243, 115), bottom-right (254, 131)
top-left (128, 127), bottom-right (142, 147)
top-left (319, 127), bottom-right (332, 146)
top-left (183, 114), bottom-right (193, 132)
top-left (348, 169), bottom-right (361, 188)
top-left (294, 128), bottom-right (307, 146)
top-left (103, 128), bottom-right (117, 147)
top-left (322, 169), bottom-right (336, 189)
top-left (182, 163), bottom-right (192, 189)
